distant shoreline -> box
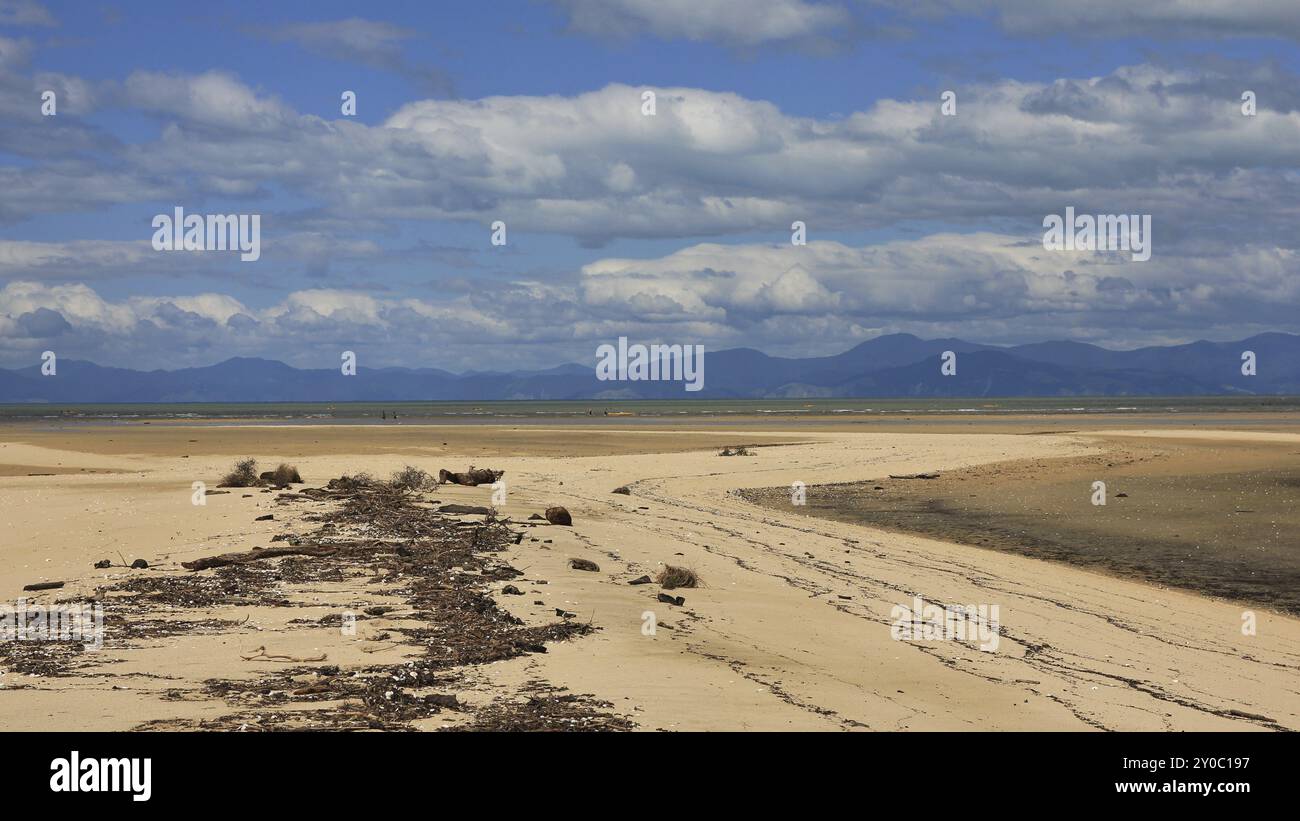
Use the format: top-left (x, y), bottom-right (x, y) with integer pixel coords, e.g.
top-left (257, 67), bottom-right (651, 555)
top-left (3, 395), bottom-right (1300, 422)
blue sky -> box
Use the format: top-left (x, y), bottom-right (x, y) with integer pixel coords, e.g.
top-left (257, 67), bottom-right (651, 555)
top-left (2, 0), bottom-right (1299, 369)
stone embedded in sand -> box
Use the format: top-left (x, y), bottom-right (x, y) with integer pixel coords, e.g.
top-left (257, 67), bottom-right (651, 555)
top-left (628, 575), bottom-right (652, 585)
top-left (612, 486), bottom-right (631, 495)
top-left (545, 506), bottom-right (572, 526)
top-left (130, 559), bottom-right (149, 569)
top-left (569, 558), bottom-right (600, 572)
top-left (255, 514), bottom-right (274, 521)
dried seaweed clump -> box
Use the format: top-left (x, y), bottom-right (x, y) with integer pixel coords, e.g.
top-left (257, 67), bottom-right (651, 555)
top-left (655, 565), bottom-right (701, 590)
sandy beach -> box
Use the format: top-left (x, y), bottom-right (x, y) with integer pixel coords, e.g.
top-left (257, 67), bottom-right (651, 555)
top-left (1, 418), bottom-right (1297, 731)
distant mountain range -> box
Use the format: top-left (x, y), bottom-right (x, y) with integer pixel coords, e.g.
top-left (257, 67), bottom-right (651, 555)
top-left (2, 333), bottom-right (1297, 402)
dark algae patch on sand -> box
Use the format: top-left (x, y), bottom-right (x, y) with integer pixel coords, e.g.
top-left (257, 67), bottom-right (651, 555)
top-left (742, 435), bottom-right (1300, 615)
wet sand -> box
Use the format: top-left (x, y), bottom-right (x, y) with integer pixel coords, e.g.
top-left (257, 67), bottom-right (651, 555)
top-left (2, 418), bottom-right (1298, 731)
top-left (743, 432), bottom-right (1300, 615)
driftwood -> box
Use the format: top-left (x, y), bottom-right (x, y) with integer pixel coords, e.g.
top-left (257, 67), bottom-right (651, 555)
top-left (888, 472), bottom-right (940, 480)
top-left (439, 504), bottom-right (492, 515)
top-left (22, 581), bottom-right (65, 591)
top-left (181, 544), bottom-right (337, 571)
top-left (437, 467), bottom-right (504, 487)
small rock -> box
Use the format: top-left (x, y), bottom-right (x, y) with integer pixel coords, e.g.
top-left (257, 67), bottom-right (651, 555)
top-left (501, 584), bottom-right (523, 595)
top-left (656, 593), bottom-right (685, 606)
top-left (569, 558), bottom-right (600, 572)
top-left (545, 506), bottom-right (572, 526)
top-left (130, 559), bottom-right (149, 569)
top-left (628, 575), bottom-right (653, 585)
top-left (612, 486), bottom-right (631, 495)
top-left (255, 514), bottom-right (274, 521)
top-left (93, 559), bottom-right (112, 569)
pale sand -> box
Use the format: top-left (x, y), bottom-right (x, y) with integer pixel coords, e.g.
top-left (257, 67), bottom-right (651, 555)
top-left (1, 424), bottom-right (1296, 731)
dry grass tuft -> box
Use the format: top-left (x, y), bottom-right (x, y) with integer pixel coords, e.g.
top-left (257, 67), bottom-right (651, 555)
top-left (390, 465), bottom-right (435, 492)
top-left (218, 457), bottom-right (261, 487)
top-left (655, 565), bottom-right (701, 589)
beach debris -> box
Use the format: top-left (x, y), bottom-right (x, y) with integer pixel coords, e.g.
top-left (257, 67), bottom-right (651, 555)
top-left (327, 474), bottom-right (374, 491)
top-left (94, 472), bottom-right (624, 731)
top-left (93, 559), bottom-right (112, 569)
top-left (501, 584), bottom-right (523, 595)
top-left (22, 581), bottom-right (65, 591)
top-left (612, 486), bottom-right (631, 495)
top-left (888, 472), bottom-right (940, 479)
top-left (444, 682), bottom-right (633, 732)
top-left (181, 544), bottom-right (337, 571)
top-left (718, 446), bottom-right (755, 456)
top-left (437, 466), bottom-right (504, 487)
top-left (528, 513), bottom-right (544, 520)
top-left (656, 593), bottom-right (685, 606)
top-left (655, 565), bottom-right (700, 590)
top-left (221, 459), bottom-right (303, 488)
top-left (205, 489), bottom-right (230, 496)
top-left (554, 609), bottom-right (576, 619)
top-left (130, 559), bottom-right (149, 569)
top-left (438, 504), bottom-right (492, 516)
top-left (259, 464), bottom-right (303, 485)
top-left (390, 466), bottom-right (435, 491)
top-left (219, 457), bottom-right (261, 488)
top-left (1116, 492), bottom-right (1129, 498)
top-left (569, 558), bottom-right (600, 572)
top-left (628, 575), bottom-right (653, 585)
top-left (240, 645), bottom-right (328, 663)
top-left (545, 506), bottom-right (573, 526)
top-left (255, 514), bottom-right (274, 521)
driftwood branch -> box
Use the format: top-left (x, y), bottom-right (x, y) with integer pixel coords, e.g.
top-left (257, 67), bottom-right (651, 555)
top-left (181, 544), bottom-right (337, 571)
